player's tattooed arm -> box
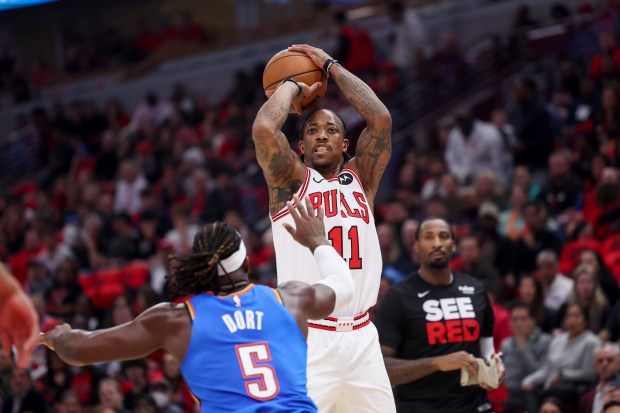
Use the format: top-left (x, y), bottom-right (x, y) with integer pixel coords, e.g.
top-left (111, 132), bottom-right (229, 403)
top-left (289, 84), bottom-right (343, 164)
top-left (330, 65), bottom-right (391, 200)
top-left (382, 347), bottom-right (440, 385)
top-left (381, 347), bottom-right (479, 385)
top-left (269, 180), bottom-right (303, 216)
top-left (252, 82), bottom-right (306, 213)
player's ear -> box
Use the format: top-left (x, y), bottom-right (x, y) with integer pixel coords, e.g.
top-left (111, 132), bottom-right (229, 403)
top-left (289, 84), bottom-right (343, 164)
top-left (242, 257), bottom-right (250, 273)
top-left (342, 138), bottom-right (349, 152)
top-left (298, 139), bottom-right (305, 153)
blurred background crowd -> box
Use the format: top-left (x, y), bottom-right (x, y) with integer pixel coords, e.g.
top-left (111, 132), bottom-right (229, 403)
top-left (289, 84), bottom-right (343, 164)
top-left (1, 0), bottom-right (620, 412)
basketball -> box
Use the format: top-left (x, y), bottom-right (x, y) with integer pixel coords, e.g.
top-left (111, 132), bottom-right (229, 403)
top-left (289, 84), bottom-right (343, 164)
top-left (263, 50), bottom-right (328, 113)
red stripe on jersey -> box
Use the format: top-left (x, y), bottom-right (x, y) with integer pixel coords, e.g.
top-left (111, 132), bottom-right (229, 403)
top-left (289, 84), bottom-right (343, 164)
top-left (271, 169), bottom-right (311, 222)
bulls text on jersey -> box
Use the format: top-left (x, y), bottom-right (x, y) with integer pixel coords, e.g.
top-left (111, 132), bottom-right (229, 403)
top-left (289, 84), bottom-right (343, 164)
top-left (307, 189), bottom-right (370, 224)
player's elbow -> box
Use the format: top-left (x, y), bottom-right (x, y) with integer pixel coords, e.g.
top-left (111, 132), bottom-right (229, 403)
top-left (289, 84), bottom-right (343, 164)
top-left (251, 118), bottom-right (276, 142)
top-left (372, 110), bottom-right (392, 130)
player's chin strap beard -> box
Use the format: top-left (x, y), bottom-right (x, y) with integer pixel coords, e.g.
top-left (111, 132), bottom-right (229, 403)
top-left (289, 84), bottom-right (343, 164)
top-left (300, 151), bottom-right (351, 173)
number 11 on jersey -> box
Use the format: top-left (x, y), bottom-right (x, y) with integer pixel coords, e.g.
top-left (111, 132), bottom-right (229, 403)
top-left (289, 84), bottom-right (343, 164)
top-left (327, 226), bottom-right (362, 270)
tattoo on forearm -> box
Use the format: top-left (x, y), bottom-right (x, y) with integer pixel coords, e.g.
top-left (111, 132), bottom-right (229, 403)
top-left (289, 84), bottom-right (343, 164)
top-left (333, 69), bottom-right (387, 120)
top-left (269, 179), bottom-right (302, 215)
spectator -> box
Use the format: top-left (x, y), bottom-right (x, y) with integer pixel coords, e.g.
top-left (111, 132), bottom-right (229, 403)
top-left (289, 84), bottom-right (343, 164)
top-left (56, 390), bottom-right (81, 413)
top-left (457, 234), bottom-right (500, 294)
top-left (561, 264), bottom-right (609, 333)
top-left (509, 79), bottom-right (554, 176)
top-left (388, 1), bottom-right (432, 81)
top-left (538, 150), bottom-right (584, 218)
top-left (475, 202), bottom-right (516, 296)
top-left (122, 359), bottom-right (150, 411)
top-left (113, 160), bottom-right (148, 215)
top-left (377, 223), bottom-right (408, 284)
top-left (499, 184), bottom-right (529, 241)
top-left (46, 258), bottom-right (81, 318)
top-left (148, 373), bottom-right (182, 413)
top-left (589, 31), bottom-right (620, 80)
top-left (539, 396), bottom-right (565, 413)
top-left (518, 275), bottom-right (559, 333)
top-left (37, 228), bottom-right (74, 275)
top-left (513, 164), bottom-right (541, 201)
top-left (522, 303), bottom-right (600, 409)
top-left (332, 11), bottom-right (375, 74)
top-left (502, 301), bottom-right (552, 413)
top-left (514, 202), bottom-right (563, 276)
top-left (164, 207), bottom-right (200, 255)
top-left (107, 213), bottom-right (139, 261)
top-left (536, 250), bottom-right (574, 313)
top-left (2, 368), bottom-right (46, 413)
top-left (444, 108), bottom-right (505, 186)
top-left (579, 343), bottom-right (620, 413)
top-left (97, 379), bottom-right (130, 413)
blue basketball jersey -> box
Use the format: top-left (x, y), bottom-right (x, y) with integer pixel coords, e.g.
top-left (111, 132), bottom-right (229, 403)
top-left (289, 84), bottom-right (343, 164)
top-left (180, 284), bottom-right (317, 413)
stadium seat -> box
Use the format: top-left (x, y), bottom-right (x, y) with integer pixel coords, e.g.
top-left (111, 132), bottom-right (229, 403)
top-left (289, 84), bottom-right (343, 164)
top-left (122, 263), bottom-right (150, 289)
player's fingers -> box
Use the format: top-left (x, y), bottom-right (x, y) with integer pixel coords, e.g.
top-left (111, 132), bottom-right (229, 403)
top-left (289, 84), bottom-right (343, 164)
top-left (286, 200), bottom-right (301, 220)
top-left (317, 205), bottom-right (325, 222)
top-left (308, 82), bottom-right (322, 95)
top-left (282, 223), bottom-right (295, 238)
top-left (303, 196), bottom-right (314, 217)
top-left (292, 195), bottom-right (307, 217)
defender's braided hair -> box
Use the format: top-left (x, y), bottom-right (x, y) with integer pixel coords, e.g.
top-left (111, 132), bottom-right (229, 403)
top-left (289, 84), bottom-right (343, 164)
top-left (168, 222), bottom-right (241, 298)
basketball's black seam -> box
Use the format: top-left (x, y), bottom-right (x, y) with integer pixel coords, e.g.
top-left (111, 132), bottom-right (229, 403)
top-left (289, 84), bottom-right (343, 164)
top-left (263, 53), bottom-right (308, 71)
top-left (264, 69), bottom-right (324, 90)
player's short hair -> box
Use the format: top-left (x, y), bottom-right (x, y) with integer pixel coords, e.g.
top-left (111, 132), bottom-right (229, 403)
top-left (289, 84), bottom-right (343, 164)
top-left (168, 222), bottom-right (242, 297)
top-left (300, 109), bottom-right (348, 139)
top-left (414, 217), bottom-right (455, 241)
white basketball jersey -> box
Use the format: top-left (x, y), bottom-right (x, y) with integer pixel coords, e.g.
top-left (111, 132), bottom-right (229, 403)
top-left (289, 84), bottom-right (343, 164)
top-left (271, 166), bottom-right (382, 317)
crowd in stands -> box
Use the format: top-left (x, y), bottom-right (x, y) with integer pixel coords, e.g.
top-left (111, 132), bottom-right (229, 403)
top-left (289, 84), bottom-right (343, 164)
top-left (2, 1), bottom-right (620, 413)
top-left (0, 12), bottom-right (208, 108)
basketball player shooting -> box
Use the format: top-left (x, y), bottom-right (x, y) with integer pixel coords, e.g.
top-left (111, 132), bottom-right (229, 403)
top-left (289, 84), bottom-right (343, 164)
top-left (252, 44), bottom-right (395, 412)
top-left (39, 195), bottom-right (355, 413)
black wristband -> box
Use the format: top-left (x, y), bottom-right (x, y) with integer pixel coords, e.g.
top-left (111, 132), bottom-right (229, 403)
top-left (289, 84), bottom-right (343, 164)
top-left (283, 78), bottom-right (302, 96)
top-left (323, 59), bottom-right (339, 77)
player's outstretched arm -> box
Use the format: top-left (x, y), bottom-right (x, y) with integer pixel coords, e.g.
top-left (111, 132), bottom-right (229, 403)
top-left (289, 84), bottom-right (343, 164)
top-left (252, 81), bottom-right (320, 215)
top-left (0, 264), bottom-right (39, 368)
top-left (279, 195), bottom-right (354, 320)
top-left (39, 303), bottom-right (188, 366)
top-left (381, 346), bottom-right (479, 386)
top-left (289, 44), bottom-right (392, 202)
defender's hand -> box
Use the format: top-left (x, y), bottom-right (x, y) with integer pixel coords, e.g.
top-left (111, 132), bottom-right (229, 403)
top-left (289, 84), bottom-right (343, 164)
top-left (0, 289), bottom-right (39, 368)
top-left (283, 195), bottom-right (327, 251)
top-left (39, 323), bottom-right (71, 351)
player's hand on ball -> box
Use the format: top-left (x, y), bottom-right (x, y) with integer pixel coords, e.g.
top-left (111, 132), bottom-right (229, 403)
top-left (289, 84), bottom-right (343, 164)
top-left (288, 44), bottom-right (332, 72)
top-left (283, 195), bottom-right (328, 251)
top-left (290, 81), bottom-right (322, 115)
top-left (39, 323), bottom-right (72, 351)
top-left (435, 351), bottom-right (479, 377)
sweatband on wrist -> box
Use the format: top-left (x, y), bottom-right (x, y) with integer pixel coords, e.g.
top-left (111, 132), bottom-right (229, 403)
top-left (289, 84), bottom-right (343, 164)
top-left (322, 59), bottom-right (339, 78)
top-left (312, 245), bottom-right (354, 312)
top-left (283, 78), bottom-right (302, 96)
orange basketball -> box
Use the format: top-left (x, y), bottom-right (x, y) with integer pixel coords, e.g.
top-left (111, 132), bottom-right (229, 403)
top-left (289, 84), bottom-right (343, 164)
top-left (263, 50), bottom-right (327, 113)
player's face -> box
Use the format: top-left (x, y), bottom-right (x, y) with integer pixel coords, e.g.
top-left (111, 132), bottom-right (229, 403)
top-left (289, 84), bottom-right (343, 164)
top-left (300, 110), bottom-right (349, 171)
top-left (414, 220), bottom-right (455, 269)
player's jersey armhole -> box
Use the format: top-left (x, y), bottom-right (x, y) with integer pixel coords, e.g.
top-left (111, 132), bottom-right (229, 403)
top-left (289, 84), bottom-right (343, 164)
top-left (184, 300), bottom-right (195, 325)
top-left (270, 168), bottom-right (311, 222)
top-left (272, 288), bottom-right (285, 306)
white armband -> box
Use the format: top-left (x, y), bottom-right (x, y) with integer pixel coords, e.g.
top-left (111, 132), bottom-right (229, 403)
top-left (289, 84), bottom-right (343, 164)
top-left (312, 245), bottom-right (354, 312)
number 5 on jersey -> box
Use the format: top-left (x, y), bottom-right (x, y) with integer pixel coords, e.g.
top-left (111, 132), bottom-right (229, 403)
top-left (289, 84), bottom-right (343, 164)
top-left (235, 342), bottom-right (280, 400)
top-left (328, 226), bottom-right (362, 270)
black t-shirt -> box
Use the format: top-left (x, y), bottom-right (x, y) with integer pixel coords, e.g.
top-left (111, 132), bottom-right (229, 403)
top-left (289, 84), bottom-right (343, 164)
top-left (376, 272), bottom-right (494, 413)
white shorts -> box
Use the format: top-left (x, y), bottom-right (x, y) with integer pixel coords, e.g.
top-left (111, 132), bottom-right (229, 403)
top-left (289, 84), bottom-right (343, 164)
top-left (306, 321), bottom-right (396, 413)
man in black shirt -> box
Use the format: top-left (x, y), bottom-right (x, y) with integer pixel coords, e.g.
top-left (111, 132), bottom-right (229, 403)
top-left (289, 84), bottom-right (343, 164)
top-left (377, 217), bottom-right (504, 413)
